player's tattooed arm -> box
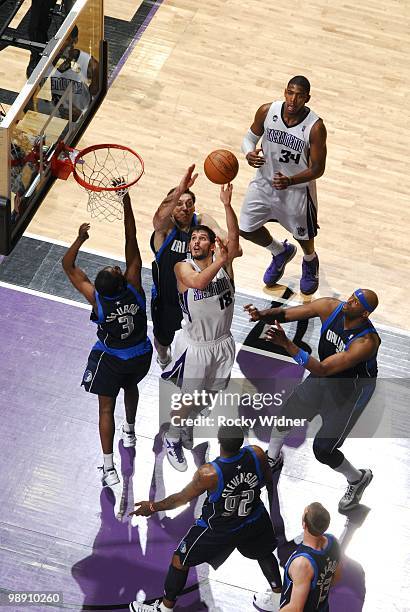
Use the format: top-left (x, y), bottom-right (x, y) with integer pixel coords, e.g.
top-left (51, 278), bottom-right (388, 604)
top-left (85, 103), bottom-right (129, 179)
top-left (153, 164), bottom-right (198, 232)
top-left (129, 465), bottom-right (216, 517)
top-left (62, 223), bottom-right (95, 305)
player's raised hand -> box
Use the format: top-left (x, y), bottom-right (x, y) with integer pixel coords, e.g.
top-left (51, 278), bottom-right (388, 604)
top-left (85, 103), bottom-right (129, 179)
top-left (264, 321), bottom-right (289, 347)
top-left (78, 223), bottom-right (90, 242)
top-left (220, 183), bottom-right (233, 207)
top-left (178, 164), bottom-right (199, 193)
top-left (128, 501), bottom-right (154, 517)
top-left (215, 236), bottom-right (229, 264)
top-left (273, 172), bottom-right (291, 190)
top-left (246, 148), bottom-right (265, 168)
top-left (244, 303), bottom-right (263, 321)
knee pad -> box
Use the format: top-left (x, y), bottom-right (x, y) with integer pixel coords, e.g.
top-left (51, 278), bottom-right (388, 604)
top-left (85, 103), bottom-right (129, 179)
top-left (164, 564), bottom-right (189, 603)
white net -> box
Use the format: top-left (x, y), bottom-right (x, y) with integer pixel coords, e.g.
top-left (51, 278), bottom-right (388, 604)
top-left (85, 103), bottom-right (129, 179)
top-left (74, 145), bottom-right (143, 221)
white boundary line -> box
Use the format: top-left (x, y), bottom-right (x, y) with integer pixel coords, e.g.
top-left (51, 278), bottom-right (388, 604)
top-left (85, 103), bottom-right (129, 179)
top-left (14, 233), bottom-right (410, 339)
top-left (0, 281), bottom-right (297, 361)
top-left (0, 280), bottom-right (91, 310)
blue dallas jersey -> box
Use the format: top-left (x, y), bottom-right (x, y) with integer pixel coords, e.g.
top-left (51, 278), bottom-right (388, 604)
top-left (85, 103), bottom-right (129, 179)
top-left (91, 283), bottom-right (151, 359)
top-left (318, 302), bottom-right (380, 378)
top-left (280, 535), bottom-right (340, 611)
top-left (196, 446), bottom-right (266, 534)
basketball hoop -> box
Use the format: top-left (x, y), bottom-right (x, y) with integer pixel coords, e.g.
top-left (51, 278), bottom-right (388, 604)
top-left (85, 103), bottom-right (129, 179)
top-left (51, 142), bottom-right (144, 221)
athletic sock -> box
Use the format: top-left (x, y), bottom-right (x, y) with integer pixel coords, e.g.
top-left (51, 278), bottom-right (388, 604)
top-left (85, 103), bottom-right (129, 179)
top-left (166, 424), bottom-right (181, 442)
top-left (334, 458), bottom-right (362, 483)
top-left (265, 239), bottom-right (285, 257)
top-left (268, 429), bottom-right (286, 458)
top-left (103, 453), bottom-right (114, 471)
top-left (123, 421), bottom-right (135, 433)
top-left (303, 251), bottom-right (317, 262)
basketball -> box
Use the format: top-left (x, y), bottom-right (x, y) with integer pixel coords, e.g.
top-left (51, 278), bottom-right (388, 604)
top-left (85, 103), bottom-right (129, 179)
top-left (204, 149), bottom-right (239, 184)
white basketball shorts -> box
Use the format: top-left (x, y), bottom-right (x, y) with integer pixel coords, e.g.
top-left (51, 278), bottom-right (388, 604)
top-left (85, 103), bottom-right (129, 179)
top-left (161, 331), bottom-right (236, 393)
top-left (239, 178), bottom-right (318, 240)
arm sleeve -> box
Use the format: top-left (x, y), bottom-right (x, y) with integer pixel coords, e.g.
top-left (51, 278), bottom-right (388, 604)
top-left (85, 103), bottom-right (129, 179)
top-left (241, 129), bottom-right (260, 155)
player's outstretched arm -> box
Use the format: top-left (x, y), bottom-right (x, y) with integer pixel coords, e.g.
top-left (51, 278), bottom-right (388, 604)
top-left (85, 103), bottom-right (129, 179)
top-left (264, 321), bottom-right (379, 377)
top-left (280, 556), bottom-right (313, 612)
top-left (153, 164), bottom-right (198, 232)
top-left (220, 183), bottom-right (242, 262)
top-left (122, 191), bottom-right (143, 292)
top-left (129, 464), bottom-right (216, 517)
top-left (62, 223), bottom-right (95, 305)
top-left (244, 297), bottom-right (339, 325)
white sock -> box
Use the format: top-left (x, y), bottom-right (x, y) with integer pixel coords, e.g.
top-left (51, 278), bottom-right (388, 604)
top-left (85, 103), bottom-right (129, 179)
top-left (334, 458), bottom-right (362, 483)
top-left (123, 421), bottom-right (135, 433)
top-left (103, 453), bottom-right (114, 470)
top-left (268, 429), bottom-right (286, 458)
top-left (265, 239), bottom-right (285, 256)
top-left (159, 602), bottom-right (173, 611)
top-left (303, 251), bottom-right (317, 262)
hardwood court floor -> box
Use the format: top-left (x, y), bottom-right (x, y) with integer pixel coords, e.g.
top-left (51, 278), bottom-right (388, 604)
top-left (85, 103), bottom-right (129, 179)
top-left (15, 0), bottom-right (410, 330)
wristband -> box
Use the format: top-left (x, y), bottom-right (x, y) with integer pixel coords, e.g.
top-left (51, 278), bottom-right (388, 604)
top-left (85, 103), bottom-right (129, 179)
top-left (293, 348), bottom-right (309, 367)
top-left (287, 176), bottom-right (293, 187)
top-left (149, 502), bottom-right (156, 513)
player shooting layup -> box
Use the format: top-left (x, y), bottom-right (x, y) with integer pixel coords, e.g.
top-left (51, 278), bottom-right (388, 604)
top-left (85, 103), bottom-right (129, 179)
top-left (161, 177), bottom-right (242, 471)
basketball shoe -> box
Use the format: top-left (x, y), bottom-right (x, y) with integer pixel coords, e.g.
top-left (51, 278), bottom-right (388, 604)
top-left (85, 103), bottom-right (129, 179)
top-left (122, 425), bottom-right (136, 448)
top-left (266, 450), bottom-right (284, 473)
top-left (338, 469), bottom-right (373, 512)
top-left (253, 590), bottom-right (281, 611)
top-left (263, 241), bottom-right (297, 286)
top-left (129, 600), bottom-right (162, 611)
top-left (164, 433), bottom-right (188, 472)
top-left (99, 466), bottom-right (120, 487)
top-left (300, 254), bottom-right (319, 294)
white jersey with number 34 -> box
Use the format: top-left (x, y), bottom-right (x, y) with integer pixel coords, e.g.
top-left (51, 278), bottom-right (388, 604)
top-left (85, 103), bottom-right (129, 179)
top-left (178, 260), bottom-right (235, 343)
top-left (257, 100), bottom-right (320, 189)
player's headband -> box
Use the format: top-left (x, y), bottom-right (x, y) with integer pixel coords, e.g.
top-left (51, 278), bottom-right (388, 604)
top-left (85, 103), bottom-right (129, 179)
top-left (354, 289), bottom-right (374, 313)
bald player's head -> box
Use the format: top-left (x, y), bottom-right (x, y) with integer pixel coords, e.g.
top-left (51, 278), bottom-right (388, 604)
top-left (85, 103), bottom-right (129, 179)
top-left (343, 288), bottom-right (378, 320)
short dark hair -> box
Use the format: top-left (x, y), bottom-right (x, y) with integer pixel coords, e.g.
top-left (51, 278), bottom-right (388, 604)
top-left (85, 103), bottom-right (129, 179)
top-left (188, 224), bottom-right (216, 244)
top-left (304, 502), bottom-right (330, 536)
top-left (217, 425), bottom-right (244, 453)
top-left (167, 187), bottom-right (196, 205)
top-left (95, 268), bottom-right (125, 297)
top-left (288, 75), bottom-right (311, 94)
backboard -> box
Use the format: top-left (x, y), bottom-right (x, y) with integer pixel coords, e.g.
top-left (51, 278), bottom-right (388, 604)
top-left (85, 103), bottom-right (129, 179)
top-left (0, 0), bottom-right (107, 255)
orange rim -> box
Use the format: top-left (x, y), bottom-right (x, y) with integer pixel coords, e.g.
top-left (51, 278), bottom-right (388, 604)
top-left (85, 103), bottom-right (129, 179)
top-left (72, 143), bottom-right (144, 192)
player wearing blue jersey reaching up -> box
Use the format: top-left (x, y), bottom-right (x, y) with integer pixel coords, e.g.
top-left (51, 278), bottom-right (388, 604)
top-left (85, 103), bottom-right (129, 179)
top-left (245, 289), bottom-right (380, 512)
top-left (62, 191), bottom-right (152, 487)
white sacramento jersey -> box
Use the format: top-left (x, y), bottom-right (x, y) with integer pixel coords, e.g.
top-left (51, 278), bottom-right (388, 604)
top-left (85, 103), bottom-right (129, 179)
top-left (257, 100), bottom-right (320, 192)
top-left (178, 260), bottom-right (234, 342)
top-left (51, 51), bottom-right (91, 112)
